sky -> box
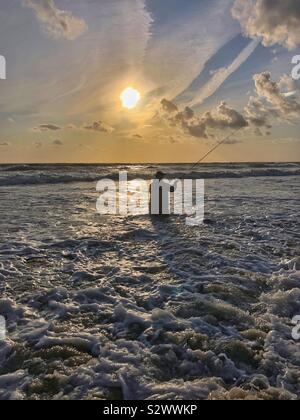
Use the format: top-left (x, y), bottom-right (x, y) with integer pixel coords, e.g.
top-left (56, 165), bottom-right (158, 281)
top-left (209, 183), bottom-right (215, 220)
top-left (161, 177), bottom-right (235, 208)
top-left (0, 0), bottom-right (299, 163)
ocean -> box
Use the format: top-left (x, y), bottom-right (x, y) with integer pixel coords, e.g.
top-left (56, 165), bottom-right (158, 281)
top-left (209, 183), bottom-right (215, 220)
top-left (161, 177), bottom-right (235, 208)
top-left (0, 163), bottom-right (299, 400)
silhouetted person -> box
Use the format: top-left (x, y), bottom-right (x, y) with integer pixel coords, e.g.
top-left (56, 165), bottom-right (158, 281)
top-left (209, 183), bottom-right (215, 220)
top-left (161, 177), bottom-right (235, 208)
top-left (149, 171), bottom-right (177, 217)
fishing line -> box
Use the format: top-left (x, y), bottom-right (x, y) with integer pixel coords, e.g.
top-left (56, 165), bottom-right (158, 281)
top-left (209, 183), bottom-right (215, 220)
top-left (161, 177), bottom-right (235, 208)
top-left (190, 129), bottom-right (240, 171)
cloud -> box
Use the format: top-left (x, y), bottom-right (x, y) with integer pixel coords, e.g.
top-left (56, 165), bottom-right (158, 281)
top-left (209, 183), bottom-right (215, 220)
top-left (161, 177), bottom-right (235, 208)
top-left (279, 74), bottom-right (300, 96)
top-left (23, 0), bottom-right (87, 40)
top-left (35, 123), bottom-right (62, 131)
top-left (158, 71), bottom-right (300, 141)
top-left (232, 0), bottom-right (300, 50)
top-left (253, 72), bottom-right (300, 117)
top-left (161, 98), bottom-right (248, 139)
top-left (173, 107), bottom-right (195, 123)
top-left (244, 72), bottom-right (300, 135)
top-left (161, 69), bottom-right (300, 141)
top-left (83, 121), bottom-right (114, 134)
top-left (244, 95), bottom-right (274, 129)
top-left (0, 142), bottom-right (10, 147)
top-left (33, 120), bottom-right (115, 135)
top-left (161, 99), bottom-right (178, 114)
top-left (52, 139), bottom-right (63, 146)
top-left (205, 102), bottom-right (249, 130)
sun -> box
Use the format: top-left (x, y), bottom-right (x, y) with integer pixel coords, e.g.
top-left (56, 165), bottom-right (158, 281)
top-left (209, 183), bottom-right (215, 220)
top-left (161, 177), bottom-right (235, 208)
top-left (120, 87), bottom-right (141, 109)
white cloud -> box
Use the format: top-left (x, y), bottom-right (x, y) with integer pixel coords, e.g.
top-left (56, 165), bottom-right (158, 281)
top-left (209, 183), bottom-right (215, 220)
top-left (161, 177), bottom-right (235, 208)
top-left (244, 72), bottom-right (300, 133)
top-left (253, 72), bottom-right (300, 117)
top-left (23, 0), bottom-right (87, 40)
top-left (232, 0), bottom-right (300, 50)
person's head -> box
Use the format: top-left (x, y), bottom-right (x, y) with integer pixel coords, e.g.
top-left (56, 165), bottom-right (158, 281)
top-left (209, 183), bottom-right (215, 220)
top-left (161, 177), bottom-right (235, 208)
top-left (155, 171), bottom-right (165, 180)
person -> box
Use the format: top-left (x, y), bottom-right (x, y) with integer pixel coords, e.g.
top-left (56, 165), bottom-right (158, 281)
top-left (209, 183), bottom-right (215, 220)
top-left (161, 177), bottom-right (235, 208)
top-left (149, 171), bottom-right (178, 217)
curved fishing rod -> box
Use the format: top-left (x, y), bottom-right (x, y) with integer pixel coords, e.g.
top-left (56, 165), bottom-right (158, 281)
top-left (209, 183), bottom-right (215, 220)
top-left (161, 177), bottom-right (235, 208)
top-left (190, 129), bottom-right (240, 171)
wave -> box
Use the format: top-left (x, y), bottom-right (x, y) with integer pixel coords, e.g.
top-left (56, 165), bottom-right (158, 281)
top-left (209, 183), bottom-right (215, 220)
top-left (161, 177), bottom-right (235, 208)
top-left (0, 173), bottom-right (100, 187)
top-left (0, 168), bottom-right (299, 187)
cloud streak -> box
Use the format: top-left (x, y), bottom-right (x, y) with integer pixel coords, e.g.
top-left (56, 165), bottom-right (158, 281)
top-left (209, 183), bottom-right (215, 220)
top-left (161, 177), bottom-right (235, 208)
top-left (144, 0), bottom-right (239, 101)
top-left (189, 38), bottom-right (260, 107)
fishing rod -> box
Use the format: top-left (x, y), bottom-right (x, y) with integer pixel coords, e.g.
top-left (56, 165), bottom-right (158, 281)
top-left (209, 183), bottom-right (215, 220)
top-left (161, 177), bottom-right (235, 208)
top-left (190, 129), bottom-right (240, 171)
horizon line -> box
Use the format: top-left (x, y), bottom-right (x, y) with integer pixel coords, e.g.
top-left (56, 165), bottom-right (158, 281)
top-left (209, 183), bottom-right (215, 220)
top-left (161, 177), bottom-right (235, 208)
top-left (0, 161), bottom-right (299, 166)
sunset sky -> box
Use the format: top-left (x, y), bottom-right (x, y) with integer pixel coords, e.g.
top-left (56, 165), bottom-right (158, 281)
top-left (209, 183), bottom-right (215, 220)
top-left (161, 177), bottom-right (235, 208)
top-left (0, 0), bottom-right (299, 163)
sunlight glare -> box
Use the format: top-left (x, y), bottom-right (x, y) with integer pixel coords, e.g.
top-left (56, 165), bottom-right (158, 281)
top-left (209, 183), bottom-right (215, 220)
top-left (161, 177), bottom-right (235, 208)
top-left (120, 87), bottom-right (141, 109)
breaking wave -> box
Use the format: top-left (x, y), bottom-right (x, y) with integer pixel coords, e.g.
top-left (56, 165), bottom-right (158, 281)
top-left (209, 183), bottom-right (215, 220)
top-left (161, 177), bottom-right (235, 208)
top-left (0, 164), bottom-right (299, 187)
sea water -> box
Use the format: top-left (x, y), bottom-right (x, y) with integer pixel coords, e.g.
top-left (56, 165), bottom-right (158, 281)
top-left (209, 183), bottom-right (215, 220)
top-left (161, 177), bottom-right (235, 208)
top-left (0, 163), bottom-right (299, 400)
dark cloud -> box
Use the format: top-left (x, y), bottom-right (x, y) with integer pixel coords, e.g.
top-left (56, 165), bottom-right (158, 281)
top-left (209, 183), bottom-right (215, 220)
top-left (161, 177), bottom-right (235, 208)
top-left (35, 124), bottom-right (62, 132)
top-left (204, 102), bottom-right (248, 130)
top-left (161, 99), bottom-right (178, 113)
top-left (83, 121), bottom-right (114, 133)
top-left (161, 98), bottom-right (248, 139)
top-left (174, 107), bottom-right (195, 124)
top-left (185, 123), bottom-right (208, 139)
top-left (232, 0), bottom-right (300, 50)
top-left (52, 139), bottom-right (63, 146)
top-left (34, 120), bottom-right (115, 135)
top-left (244, 95), bottom-right (274, 129)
